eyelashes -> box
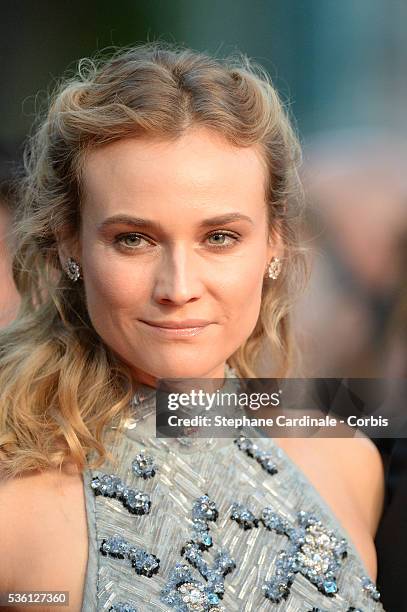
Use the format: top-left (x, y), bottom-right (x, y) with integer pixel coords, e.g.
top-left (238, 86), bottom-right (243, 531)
top-left (114, 231), bottom-right (242, 252)
top-left (206, 232), bottom-right (240, 248)
top-left (115, 233), bottom-right (145, 249)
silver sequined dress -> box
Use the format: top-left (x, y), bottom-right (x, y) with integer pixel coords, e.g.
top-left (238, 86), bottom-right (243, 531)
top-left (80, 366), bottom-right (385, 612)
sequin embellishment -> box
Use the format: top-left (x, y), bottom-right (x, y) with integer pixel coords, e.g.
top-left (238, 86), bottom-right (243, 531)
top-left (91, 472), bottom-right (151, 515)
top-left (100, 534), bottom-right (160, 577)
top-left (232, 437), bottom-right (381, 607)
top-left (230, 502), bottom-right (259, 530)
top-left (361, 576), bottom-right (381, 601)
top-left (260, 509), bottom-right (348, 602)
top-left (234, 434), bottom-right (278, 475)
top-left (192, 494), bottom-right (219, 523)
top-left (161, 495), bottom-right (236, 610)
top-left (89, 367), bottom-right (384, 611)
top-left (131, 451), bottom-right (157, 479)
top-left (161, 564), bottom-right (226, 611)
top-left (109, 602), bottom-right (138, 612)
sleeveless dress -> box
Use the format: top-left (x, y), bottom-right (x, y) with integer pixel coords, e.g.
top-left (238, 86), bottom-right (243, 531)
top-left (80, 366), bottom-right (385, 612)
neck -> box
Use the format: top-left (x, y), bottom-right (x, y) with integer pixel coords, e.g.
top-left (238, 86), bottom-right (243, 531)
top-left (131, 362), bottom-right (233, 391)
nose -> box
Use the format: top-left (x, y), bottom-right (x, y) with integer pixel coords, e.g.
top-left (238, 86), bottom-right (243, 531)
top-left (152, 245), bottom-right (204, 306)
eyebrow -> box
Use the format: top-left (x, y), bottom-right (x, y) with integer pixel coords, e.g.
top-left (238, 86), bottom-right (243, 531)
top-left (97, 212), bottom-right (254, 232)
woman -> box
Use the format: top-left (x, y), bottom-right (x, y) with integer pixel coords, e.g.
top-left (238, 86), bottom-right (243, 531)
top-left (0, 42), bottom-right (384, 611)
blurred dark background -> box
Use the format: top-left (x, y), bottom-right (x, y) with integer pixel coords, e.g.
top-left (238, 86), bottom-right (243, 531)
top-left (2, 0), bottom-right (407, 146)
top-left (1, 0), bottom-right (407, 376)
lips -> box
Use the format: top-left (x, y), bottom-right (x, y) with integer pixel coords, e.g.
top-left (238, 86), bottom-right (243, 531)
top-left (139, 319), bottom-right (212, 338)
top-left (141, 319), bottom-right (211, 329)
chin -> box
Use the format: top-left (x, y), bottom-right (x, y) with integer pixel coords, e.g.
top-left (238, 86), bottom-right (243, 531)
top-left (112, 341), bottom-right (233, 382)
top-left (156, 364), bottom-right (219, 380)
top-left (131, 355), bottom-right (227, 382)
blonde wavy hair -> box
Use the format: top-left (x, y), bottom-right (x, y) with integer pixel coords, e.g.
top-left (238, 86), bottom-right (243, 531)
top-left (0, 41), bottom-right (309, 481)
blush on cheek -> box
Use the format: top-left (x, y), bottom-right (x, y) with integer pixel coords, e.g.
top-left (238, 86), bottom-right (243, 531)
top-left (82, 265), bottom-right (133, 330)
top-left (229, 254), bottom-right (265, 298)
top-left (85, 256), bottom-right (141, 302)
top-left (226, 266), bottom-right (265, 345)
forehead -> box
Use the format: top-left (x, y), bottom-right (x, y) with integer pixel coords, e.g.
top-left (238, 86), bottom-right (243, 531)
top-left (81, 128), bottom-right (267, 217)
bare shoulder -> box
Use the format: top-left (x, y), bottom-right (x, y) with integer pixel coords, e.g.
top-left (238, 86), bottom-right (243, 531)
top-left (0, 465), bottom-right (89, 611)
top-left (280, 436), bottom-right (385, 534)
top-left (322, 435), bottom-right (385, 533)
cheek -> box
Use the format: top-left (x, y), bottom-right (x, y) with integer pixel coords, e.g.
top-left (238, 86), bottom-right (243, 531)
top-left (82, 241), bottom-right (266, 333)
top-left (220, 252), bottom-right (265, 323)
top-left (82, 254), bottom-right (147, 317)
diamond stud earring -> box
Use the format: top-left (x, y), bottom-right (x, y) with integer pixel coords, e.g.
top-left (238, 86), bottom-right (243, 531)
top-left (267, 257), bottom-right (282, 280)
top-left (65, 257), bottom-right (81, 282)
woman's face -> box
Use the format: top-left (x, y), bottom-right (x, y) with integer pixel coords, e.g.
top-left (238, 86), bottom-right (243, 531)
top-left (76, 127), bottom-right (276, 386)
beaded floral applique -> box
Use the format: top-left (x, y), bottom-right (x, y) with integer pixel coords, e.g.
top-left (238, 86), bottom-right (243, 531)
top-left (109, 603), bottom-right (138, 612)
top-left (161, 564), bottom-right (226, 611)
top-left (94, 452), bottom-right (159, 610)
top-left (234, 434), bottom-right (278, 475)
top-left (161, 495), bottom-right (236, 611)
top-left (90, 370), bottom-right (383, 611)
top-left (361, 576), bottom-right (381, 602)
top-left (227, 501), bottom-right (348, 603)
top-left (233, 433), bottom-right (382, 606)
top-left (91, 472), bottom-right (151, 515)
top-left (230, 502), bottom-right (259, 530)
top-left (131, 451), bottom-right (157, 479)
top-left (234, 434), bottom-right (382, 606)
top-left (261, 509), bottom-right (348, 602)
top-left (100, 534), bottom-right (160, 578)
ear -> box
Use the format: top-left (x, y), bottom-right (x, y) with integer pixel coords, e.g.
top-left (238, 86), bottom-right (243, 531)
top-left (266, 225), bottom-right (284, 265)
top-left (56, 226), bottom-right (82, 273)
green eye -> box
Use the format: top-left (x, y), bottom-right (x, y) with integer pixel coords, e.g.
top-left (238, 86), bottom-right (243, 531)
top-left (121, 235), bottom-right (142, 247)
top-left (114, 231), bottom-right (240, 252)
top-left (115, 233), bottom-right (148, 250)
top-left (207, 232), bottom-right (238, 247)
